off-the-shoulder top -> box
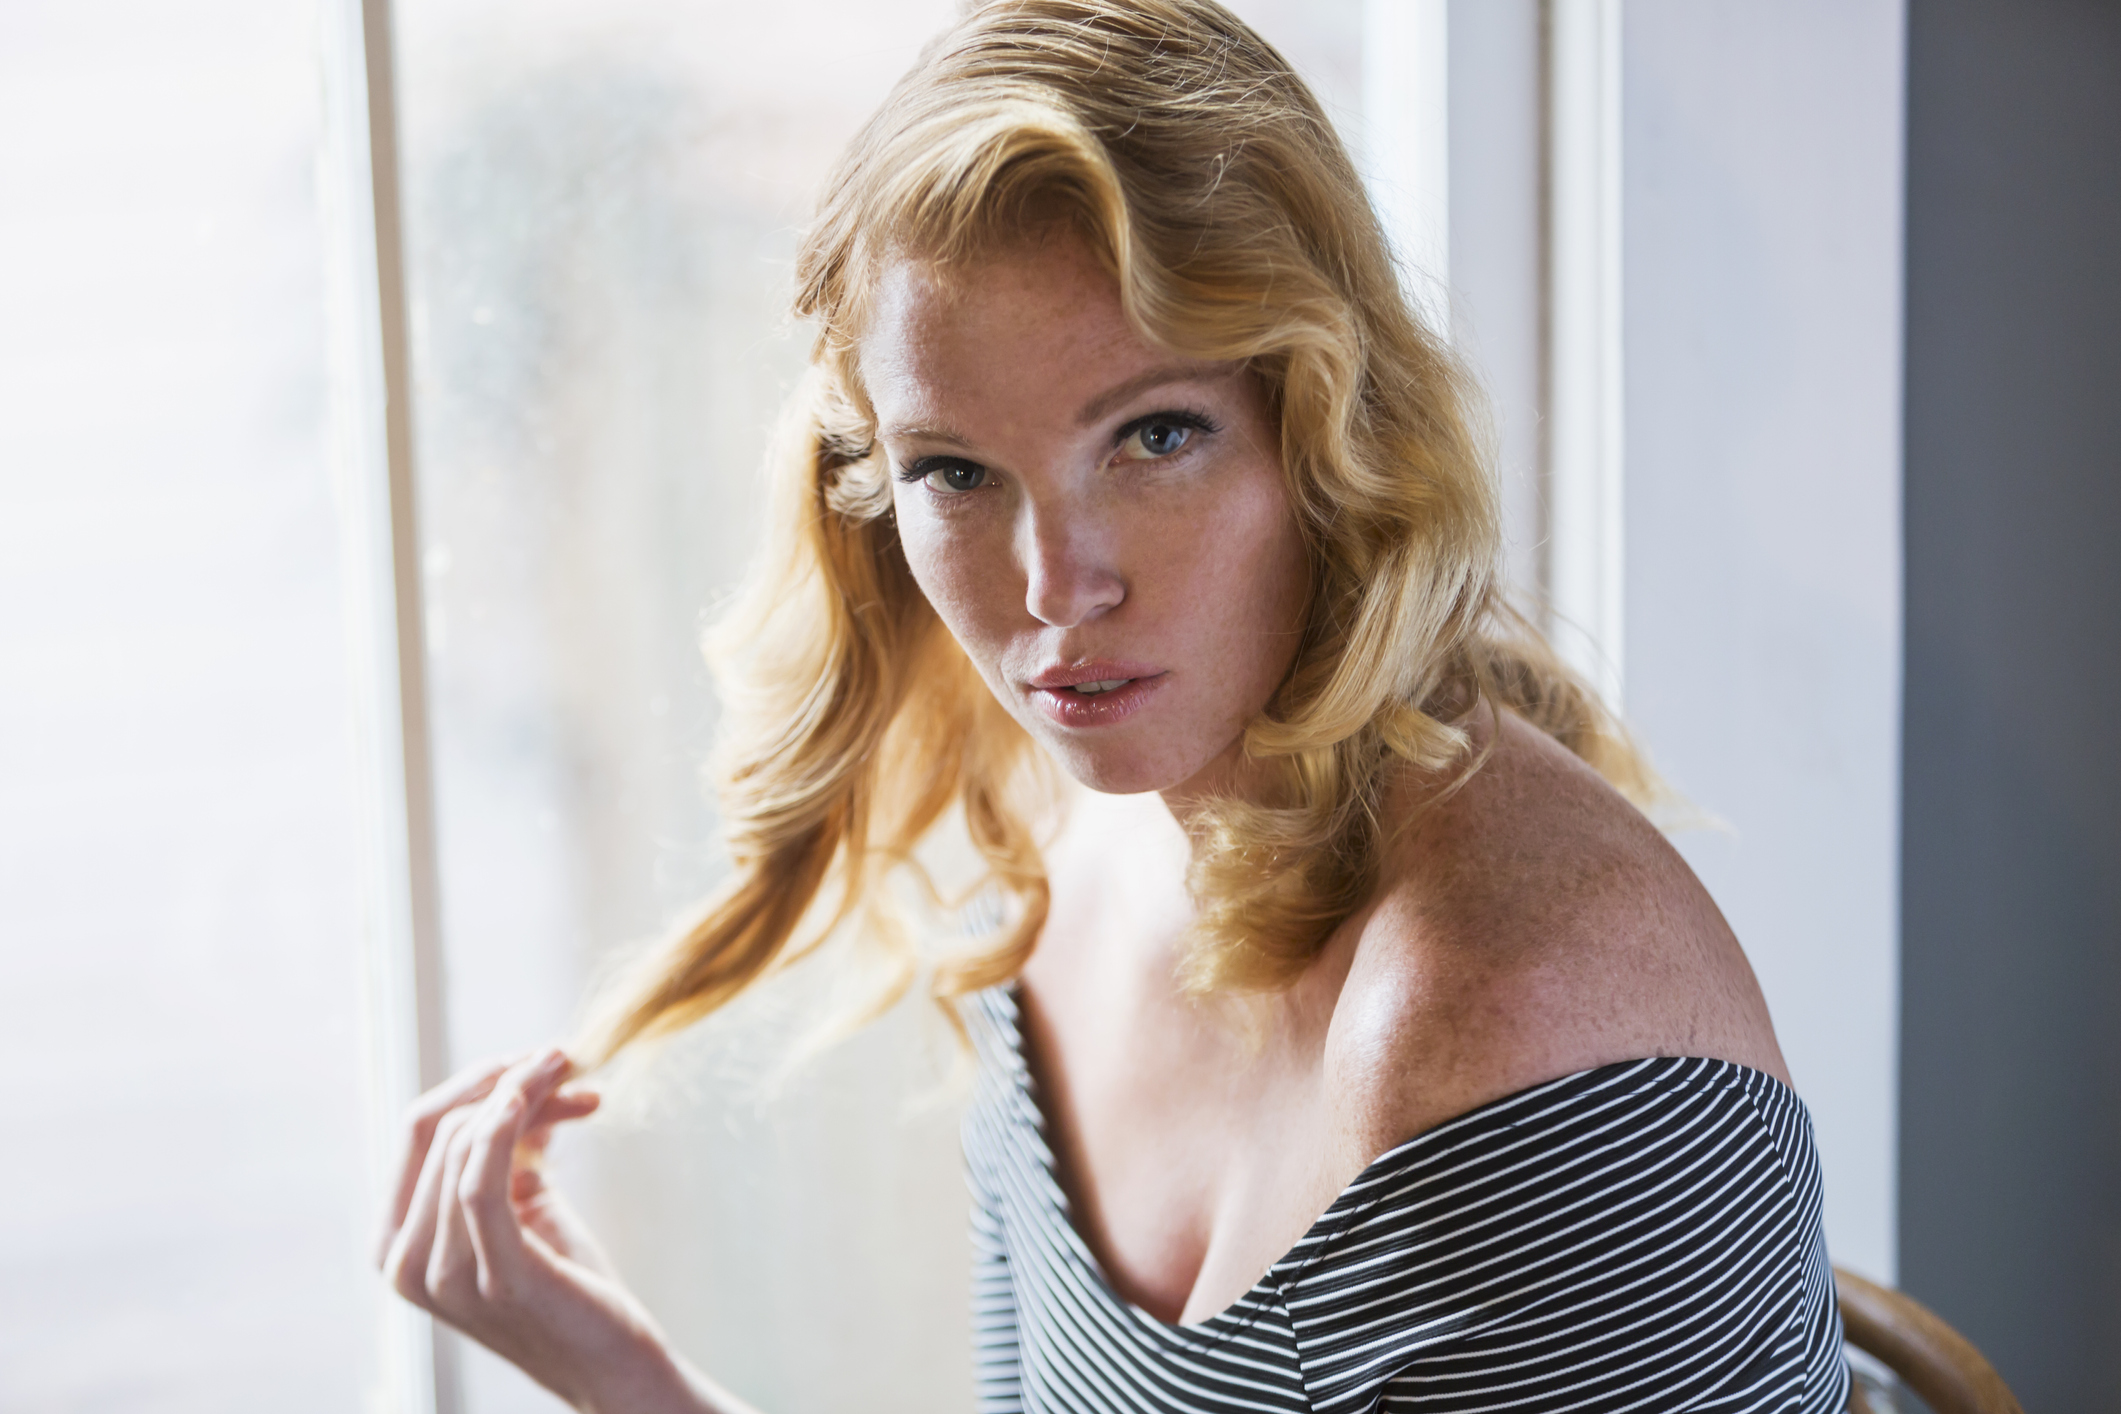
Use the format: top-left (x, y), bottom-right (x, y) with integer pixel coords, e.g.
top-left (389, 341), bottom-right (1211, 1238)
top-left (961, 985), bottom-right (1849, 1413)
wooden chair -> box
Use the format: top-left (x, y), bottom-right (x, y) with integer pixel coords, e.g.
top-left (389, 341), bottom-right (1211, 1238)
top-left (1836, 1267), bottom-right (2024, 1414)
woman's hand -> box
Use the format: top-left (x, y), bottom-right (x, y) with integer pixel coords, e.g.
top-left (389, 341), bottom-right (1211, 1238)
top-left (376, 1050), bottom-right (750, 1414)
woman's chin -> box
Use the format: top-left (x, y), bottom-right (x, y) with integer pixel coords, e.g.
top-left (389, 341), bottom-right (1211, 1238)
top-left (1037, 735), bottom-right (1193, 799)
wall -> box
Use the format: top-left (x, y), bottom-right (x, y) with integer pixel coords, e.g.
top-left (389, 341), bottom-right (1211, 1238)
top-left (1621, 0), bottom-right (1909, 1282)
top-left (1900, 0), bottom-right (2121, 1404)
top-left (1445, 0), bottom-right (1546, 601)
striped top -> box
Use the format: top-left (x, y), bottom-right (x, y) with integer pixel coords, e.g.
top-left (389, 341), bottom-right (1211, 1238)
top-left (962, 986), bottom-right (1850, 1413)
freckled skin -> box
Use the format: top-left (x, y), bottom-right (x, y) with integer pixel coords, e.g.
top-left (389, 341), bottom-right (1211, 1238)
top-left (862, 231), bottom-right (1790, 1328)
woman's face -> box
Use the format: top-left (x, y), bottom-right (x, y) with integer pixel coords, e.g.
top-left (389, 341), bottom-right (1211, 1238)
top-left (861, 232), bottom-right (1310, 800)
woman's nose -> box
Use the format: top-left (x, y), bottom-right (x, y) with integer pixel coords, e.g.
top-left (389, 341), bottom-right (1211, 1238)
top-left (1019, 503), bottom-right (1125, 628)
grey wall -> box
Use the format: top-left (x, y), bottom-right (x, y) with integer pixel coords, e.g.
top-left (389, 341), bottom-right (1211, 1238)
top-left (1899, 1), bottom-right (2121, 1406)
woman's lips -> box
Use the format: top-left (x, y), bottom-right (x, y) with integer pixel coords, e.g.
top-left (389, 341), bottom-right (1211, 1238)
top-left (1027, 671), bottom-right (1168, 728)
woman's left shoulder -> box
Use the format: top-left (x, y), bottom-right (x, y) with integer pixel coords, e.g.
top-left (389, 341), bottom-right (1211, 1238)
top-left (1321, 712), bottom-right (1792, 1153)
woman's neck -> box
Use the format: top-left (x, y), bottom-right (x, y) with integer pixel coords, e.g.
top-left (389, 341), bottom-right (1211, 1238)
top-left (1153, 735), bottom-right (1287, 835)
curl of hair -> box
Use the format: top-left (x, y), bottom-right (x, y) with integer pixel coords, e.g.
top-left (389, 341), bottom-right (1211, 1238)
top-left (574, 0), bottom-right (1654, 1066)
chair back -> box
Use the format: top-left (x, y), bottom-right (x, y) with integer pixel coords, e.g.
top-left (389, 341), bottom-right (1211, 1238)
top-left (1836, 1267), bottom-right (2023, 1414)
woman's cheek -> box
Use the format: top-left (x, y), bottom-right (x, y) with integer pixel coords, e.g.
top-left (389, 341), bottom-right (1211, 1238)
top-left (894, 503), bottom-right (949, 612)
top-left (897, 504), bottom-right (999, 648)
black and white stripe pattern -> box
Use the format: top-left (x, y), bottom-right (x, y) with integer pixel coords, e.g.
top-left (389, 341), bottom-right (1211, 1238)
top-left (962, 986), bottom-right (1849, 1413)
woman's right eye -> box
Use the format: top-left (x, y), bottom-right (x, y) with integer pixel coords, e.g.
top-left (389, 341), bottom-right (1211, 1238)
top-left (912, 460), bottom-right (988, 494)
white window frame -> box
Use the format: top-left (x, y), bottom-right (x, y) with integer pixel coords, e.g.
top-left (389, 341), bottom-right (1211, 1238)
top-left (1543, 0), bottom-right (1627, 708)
top-left (318, 0), bottom-right (458, 1409)
top-left (1365, 0), bottom-right (1627, 701)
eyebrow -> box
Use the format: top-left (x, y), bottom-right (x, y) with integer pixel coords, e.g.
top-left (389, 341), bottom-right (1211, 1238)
top-left (1073, 362), bottom-right (1230, 427)
top-left (880, 422), bottom-right (975, 447)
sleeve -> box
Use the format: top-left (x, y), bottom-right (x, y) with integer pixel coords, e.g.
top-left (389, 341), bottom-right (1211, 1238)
top-left (1297, 1064), bottom-right (1851, 1413)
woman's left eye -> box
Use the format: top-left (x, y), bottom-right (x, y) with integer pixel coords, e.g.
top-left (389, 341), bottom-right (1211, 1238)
top-left (1117, 418), bottom-right (1196, 462)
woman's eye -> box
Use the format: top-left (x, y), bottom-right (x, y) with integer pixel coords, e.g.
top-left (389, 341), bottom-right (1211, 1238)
top-left (918, 461), bottom-right (988, 493)
top-left (1118, 419), bottom-right (1194, 461)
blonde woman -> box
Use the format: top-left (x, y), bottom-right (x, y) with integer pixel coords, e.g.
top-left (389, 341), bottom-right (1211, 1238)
top-left (377, 2), bottom-right (1850, 1410)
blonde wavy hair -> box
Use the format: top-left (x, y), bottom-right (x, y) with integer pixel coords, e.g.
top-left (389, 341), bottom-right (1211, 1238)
top-left (576, 0), bottom-right (1650, 1066)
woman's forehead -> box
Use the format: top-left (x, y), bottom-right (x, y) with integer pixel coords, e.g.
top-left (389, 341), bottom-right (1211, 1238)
top-left (856, 243), bottom-right (1242, 422)
top-left (863, 238), bottom-right (1118, 345)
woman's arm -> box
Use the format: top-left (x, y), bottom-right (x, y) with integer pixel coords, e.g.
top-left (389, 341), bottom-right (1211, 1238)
top-left (376, 1051), bottom-right (761, 1414)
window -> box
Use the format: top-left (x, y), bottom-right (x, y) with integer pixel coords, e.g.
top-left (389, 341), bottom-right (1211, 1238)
top-left (0, 3), bottom-right (379, 1407)
top-left (387, 5), bottom-right (1363, 1409)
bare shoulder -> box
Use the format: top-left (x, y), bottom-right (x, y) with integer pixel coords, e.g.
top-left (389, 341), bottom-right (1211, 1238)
top-left (1322, 711), bottom-right (1790, 1158)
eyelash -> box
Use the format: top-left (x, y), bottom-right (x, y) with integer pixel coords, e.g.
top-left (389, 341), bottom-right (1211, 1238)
top-left (1115, 408), bottom-right (1220, 458)
top-left (893, 407), bottom-right (1222, 486)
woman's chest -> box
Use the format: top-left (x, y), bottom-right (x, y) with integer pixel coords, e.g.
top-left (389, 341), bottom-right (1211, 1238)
top-left (1020, 790), bottom-right (1378, 1322)
top-left (1015, 927), bottom-right (1362, 1324)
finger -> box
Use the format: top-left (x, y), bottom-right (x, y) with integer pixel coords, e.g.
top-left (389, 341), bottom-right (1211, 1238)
top-left (459, 1049), bottom-right (572, 1293)
top-left (511, 1161), bottom-right (547, 1205)
top-left (427, 1110), bottom-right (484, 1314)
top-left (376, 1054), bottom-right (521, 1262)
top-left (382, 1104), bottom-right (475, 1304)
top-left (527, 1087), bottom-right (601, 1128)
top-left (520, 1089), bottom-right (601, 1157)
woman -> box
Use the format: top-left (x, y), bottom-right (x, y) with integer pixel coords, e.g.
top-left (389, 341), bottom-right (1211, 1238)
top-left (377, 2), bottom-right (1850, 1410)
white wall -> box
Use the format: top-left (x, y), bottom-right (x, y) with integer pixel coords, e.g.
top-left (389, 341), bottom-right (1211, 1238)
top-left (1620, 0), bottom-right (1907, 1282)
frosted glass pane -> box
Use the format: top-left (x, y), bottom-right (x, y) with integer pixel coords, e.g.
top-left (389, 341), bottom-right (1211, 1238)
top-left (0, 1), bottom-right (378, 1409)
top-left (393, 4), bottom-right (1357, 1411)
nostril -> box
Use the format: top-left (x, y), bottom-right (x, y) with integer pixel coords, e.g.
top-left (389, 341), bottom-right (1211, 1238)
top-left (1026, 576), bottom-right (1125, 628)
top-left (1019, 512), bottom-right (1126, 627)
top-left (1023, 554), bottom-right (1126, 628)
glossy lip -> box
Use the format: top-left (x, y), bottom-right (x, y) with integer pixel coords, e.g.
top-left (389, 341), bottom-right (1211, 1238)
top-left (1026, 660), bottom-right (1164, 691)
top-left (1023, 660), bottom-right (1168, 729)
